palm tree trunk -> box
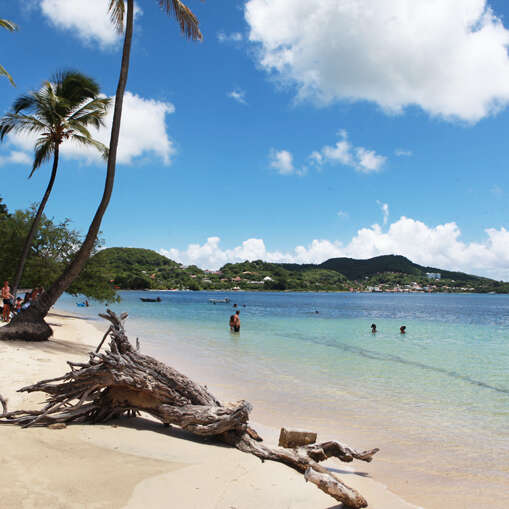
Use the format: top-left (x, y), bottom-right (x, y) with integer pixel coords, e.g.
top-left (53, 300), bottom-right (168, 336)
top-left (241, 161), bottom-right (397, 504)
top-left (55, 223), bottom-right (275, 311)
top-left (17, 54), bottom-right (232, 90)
top-left (11, 147), bottom-right (59, 300)
top-left (0, 0), bottom-right (134, 341)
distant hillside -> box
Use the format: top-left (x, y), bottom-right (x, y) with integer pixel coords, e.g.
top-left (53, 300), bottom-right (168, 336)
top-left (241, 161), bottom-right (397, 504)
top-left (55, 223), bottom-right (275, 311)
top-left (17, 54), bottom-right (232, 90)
top-left (88, 248), bottom-right (508, 293)
top-left (316, 255), bottom-right (485, 282)
top-left (89, 247), bottom-right (182, 289)
top-left (92, 247), bottom-right (179, 274)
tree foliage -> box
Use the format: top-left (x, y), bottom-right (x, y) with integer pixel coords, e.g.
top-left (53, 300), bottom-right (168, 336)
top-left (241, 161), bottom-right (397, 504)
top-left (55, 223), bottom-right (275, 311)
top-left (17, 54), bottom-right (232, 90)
top-left (0, 204), bottom-right (116, 301)
top-left (0, 70), bottom-right (109, 177)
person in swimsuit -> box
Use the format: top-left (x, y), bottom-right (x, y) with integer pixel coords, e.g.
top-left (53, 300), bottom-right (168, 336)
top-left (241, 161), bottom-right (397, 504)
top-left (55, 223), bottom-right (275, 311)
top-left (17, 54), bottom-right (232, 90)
top-left (229, 314), bottom-right (235, 331)
top-left (371, 323), bottom-right (377, 333)
top-left (2, 281), bottom-right (13, 322)
top-left (400, 325), bottom-right (406, 334)
top-left (233, 310), bottom-right (240, 332)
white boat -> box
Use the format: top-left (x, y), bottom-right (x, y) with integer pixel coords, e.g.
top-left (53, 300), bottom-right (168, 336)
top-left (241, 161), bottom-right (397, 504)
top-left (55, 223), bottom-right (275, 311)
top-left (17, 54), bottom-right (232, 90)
top-left (208, 297), bottom-right (231, 304)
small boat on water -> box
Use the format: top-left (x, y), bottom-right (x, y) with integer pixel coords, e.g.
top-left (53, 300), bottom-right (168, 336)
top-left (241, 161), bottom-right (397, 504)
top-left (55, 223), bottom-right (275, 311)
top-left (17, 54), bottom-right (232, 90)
top-left (140, 297), bottom-right (161, 302)
top-left (208, 298), bottom-right (230, 304)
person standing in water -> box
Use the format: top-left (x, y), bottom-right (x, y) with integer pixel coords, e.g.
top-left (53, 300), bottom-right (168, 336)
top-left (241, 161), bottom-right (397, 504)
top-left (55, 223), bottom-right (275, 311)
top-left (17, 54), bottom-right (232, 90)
top-left (400, 325), bottom-right (406, 334)
top-left (233, 310), bottom-right (240, 332)
top-left (371, 323), bottom-right (377, 333)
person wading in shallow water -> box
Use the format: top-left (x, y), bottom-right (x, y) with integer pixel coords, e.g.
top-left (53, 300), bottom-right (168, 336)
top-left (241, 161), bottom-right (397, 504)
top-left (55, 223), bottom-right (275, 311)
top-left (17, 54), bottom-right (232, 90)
top-left (2, 281), bottom-right (13, 322)
top-left (371, 323), bottom-right (377, 333)
top-left (233, 310), bottom-right (240, 332)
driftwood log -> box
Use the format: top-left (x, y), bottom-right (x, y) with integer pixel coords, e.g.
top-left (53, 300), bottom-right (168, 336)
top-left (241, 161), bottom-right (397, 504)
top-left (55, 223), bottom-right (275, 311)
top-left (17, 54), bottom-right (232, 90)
top-left (0, 310), bottom-right (379, 508)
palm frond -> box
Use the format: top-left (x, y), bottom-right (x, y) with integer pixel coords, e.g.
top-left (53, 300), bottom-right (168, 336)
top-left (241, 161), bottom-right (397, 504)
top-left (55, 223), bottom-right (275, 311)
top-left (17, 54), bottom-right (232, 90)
top-left (0, 63), bottom-right (15, 86)
top-left (68, 97), bottom-right (111, 125)
top-left (71, 134), bottom-right (109, 160)
top-left (67, 121), bottom-right (92, 139)
top-left (158, 0), bottom-right (202, 40)
top-left (1, 70), bottom-right (108, 162)
top-left (13, 94), bottom-right (37, 114)
top-left (0, 19), bottom-right (17, 86)
top-left (0, 19), bottom-right (17, 32)
top-left (31, 138), bottom-right (54, 176)
top-left (0, 113), bottom-right (49, 140)
top-left (54, 70), bottom-right (101, 106)
top-left (69, 110), bottom-right (107, 130)
top-left (109, 0), bottom-right (125, 33)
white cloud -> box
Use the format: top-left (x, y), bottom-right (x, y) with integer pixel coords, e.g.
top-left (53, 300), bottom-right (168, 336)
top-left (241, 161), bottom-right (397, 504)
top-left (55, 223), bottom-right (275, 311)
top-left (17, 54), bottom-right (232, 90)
top-left (377, 201), bottom-right (390, 225)
top-left (159, 218), bottom-right (509, 280)
top-left (355, 148), bottom-right (386, 173)
top-left (39, 0), bottom-right (143, 48)
top-left (269, 149), bottom-right (295, 175)
top-left (0, 150), bottom-right (31, 167)
top-left (395, 149), bottom-right (413, 157)
top-left (5, 92), bottom-right (176, 166)
top-left (321, 135), bottom-right (352, 166)
top-left (245, 0), bottom-right (509, 122)
top-left (337, 210), bottom-right (349, 218)
top-left (310, 130), bottom-right (386, 173)
top-left (228, 88), bottom-right (247, 105)
top-left (218, 31), bottom-right (243, 43)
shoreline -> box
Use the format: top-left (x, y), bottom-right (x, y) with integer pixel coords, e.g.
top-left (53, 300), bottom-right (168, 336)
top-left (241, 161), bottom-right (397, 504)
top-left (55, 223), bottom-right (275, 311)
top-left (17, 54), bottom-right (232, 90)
top-left (53, 294), bottom-right (509, 509)
top-left (0, 308), bottom-right (417, 509)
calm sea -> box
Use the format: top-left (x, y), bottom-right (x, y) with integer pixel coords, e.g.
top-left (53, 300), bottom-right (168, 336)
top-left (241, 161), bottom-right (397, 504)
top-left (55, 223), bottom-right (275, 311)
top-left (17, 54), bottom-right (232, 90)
top-left (57, 291), bottom-right (509, 508)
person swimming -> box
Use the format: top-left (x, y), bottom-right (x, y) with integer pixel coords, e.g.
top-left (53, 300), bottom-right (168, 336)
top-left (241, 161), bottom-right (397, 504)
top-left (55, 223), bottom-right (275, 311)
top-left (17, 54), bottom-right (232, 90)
top-left (400, 325), bottom-right (406, 334)
top-left (371, 323), bottom-right (377, 333)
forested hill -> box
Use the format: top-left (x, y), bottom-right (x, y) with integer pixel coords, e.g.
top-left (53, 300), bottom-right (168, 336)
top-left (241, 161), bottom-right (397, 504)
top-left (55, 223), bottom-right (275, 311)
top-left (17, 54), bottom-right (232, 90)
top-left (89, 247), bottom-right (181, 289)
top-left (281, 254), bottom-right (483, 282)
top-left (88, 248), bottom-right (509, 293)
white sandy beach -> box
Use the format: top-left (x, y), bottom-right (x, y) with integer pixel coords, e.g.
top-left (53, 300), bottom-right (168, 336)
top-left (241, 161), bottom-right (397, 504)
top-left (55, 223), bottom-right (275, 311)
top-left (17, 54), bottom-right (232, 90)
top-left (0, 310), bottom-right (419, 509)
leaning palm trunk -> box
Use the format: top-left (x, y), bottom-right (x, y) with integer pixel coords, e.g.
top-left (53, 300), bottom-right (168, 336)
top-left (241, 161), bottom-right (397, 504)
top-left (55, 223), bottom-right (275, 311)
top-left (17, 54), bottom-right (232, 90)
top-left (0, 0), bottom-right (135, 341)
top-left (11, 148), bottom-right (59, 300)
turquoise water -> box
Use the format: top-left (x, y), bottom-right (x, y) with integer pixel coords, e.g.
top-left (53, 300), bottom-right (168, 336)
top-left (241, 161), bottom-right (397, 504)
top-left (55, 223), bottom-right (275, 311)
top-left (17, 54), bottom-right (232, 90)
top-left (58, 291), bottom-right (509, 505)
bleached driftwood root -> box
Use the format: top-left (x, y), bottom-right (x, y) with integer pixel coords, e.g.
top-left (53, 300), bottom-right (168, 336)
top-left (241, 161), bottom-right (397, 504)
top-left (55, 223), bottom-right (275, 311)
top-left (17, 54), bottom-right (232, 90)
top-left (0, 310), bottom-right (379, 508)
top-left (0, 393), bottom-right (7, 414)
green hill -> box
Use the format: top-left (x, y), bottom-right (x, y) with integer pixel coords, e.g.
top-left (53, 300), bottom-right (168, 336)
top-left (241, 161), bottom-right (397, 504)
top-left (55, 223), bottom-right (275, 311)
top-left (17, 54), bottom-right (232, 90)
top-left (89, 247), bottom-right (182, 289)
top-left (316, 254), bottom-right (483, 282)
top-left (87, 248), bottom-right (508, 293)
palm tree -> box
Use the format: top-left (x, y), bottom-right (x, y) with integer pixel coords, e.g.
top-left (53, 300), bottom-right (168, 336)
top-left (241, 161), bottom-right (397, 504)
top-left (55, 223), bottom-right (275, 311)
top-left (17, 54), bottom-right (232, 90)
top-left (1, 18), bottom-right (17, 86)
top-left (0, 1), bottom-right (202, 341)
top-left (0, 71), bottom-right (110, 300)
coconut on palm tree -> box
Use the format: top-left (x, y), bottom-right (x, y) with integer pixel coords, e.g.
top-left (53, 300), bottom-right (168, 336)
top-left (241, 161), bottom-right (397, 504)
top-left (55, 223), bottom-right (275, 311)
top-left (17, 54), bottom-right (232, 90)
top-left (0, 71), bottom-right (110, 300)
top-left (0, 18), bottom-right (17, 86)
top-left (0, 1), bottom-right (202, 341)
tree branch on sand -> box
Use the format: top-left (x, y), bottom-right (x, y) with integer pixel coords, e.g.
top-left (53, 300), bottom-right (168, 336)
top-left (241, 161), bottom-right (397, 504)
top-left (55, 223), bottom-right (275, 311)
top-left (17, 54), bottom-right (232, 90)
top-left (0, 310), bottom-right (379, 508)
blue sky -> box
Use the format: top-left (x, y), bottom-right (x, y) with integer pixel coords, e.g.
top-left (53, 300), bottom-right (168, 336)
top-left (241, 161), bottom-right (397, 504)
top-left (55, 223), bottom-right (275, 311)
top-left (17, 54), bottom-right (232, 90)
top-left (1, 0), bottom-right (509, 278)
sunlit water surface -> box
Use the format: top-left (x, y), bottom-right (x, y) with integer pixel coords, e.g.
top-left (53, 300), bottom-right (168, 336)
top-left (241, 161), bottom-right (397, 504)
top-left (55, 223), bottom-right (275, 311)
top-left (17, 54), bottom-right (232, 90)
top-left (58, 291), bottom-right (509, 507)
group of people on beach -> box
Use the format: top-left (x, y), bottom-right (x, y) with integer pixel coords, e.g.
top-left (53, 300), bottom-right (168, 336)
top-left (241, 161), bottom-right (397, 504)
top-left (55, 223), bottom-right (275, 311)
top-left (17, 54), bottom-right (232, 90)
top-left (1, 281), bottom-right (43, 322)
top-left (371, 323), bottom-right (406, 334)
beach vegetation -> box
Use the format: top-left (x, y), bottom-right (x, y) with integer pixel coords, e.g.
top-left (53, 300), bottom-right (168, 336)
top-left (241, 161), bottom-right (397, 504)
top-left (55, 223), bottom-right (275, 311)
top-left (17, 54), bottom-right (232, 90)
top-left (0, 196), bottom-right (8, 218)
top-left (0, 0), bottom-right (203, 341)
top-left (0, 203), bottom-right (116, 301)
top-left (0, 71), bottom-right (110, 300)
